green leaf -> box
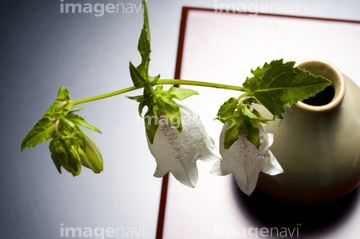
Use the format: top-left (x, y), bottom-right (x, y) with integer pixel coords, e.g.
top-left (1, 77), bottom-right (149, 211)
top-left (136, 0), bottom-right (151, 78)
top-left (216, 97), bottom-right (238, 123)
top-left (219, 100), bottom-right (270, 149)
top-left (126, 94), bottom-right (148, 117)
top-left (66, 112), bottom-right (102, 134)
top-left (129, 85), bottom-right (198, 142)
top-left (129, 61), bottom-right (147, 88)
top-left (223, 120), bottom-right (241, 149)
top-left (43, 101), bottom-right (62, 116)
top-left (49, 139), bottom-right (66, 174)
top-left (56, 86), bottom-right (70, 102)
top-left (164, 86), bottom-right (199, 100)
top-left (153, 86), bottom-right (182, 132)
top-left (129, 0), bottom-right (158, 88)
top-left (241, 104), bottom-right (271, 123)
top-left (49, 138), bottom-right (81, 176)
top-left (243, 59), bottom-right (332, 118)
top-left (144, 108), bottom-right (159, 144)
top-left (243, 119), bottom-right (260, 149)
top-left (20, 118), bottom-right (55, 152)
top-left (149, 74), bottom-right (160, 85)
top-left (251, 108), bottom-right (272, 123)
top-left (126, 95), bottom-right (144, 102)
top-left (242, 97), bottom-right (262, 106)
top-left (43, 86), bottom-right (71, 117)
top-left (69, 106), bottom-right (85, 112)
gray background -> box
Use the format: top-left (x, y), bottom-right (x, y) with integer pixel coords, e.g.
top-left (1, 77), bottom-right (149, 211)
top-left (1, 0), bottom-right (359, 238)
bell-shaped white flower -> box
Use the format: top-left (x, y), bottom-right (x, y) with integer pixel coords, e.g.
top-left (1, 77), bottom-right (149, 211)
top-left (147, 101), bottom-right (221, 187)
top-left (147, 101), bottom-right (221, 188)
top-left (212, 122), bottom-right (283, 195)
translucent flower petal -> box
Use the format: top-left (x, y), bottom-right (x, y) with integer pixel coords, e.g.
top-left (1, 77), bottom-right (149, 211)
top-left (147, 101), bottom-right (221, 188)
top-left (212, 122), bottom-right (283, 195)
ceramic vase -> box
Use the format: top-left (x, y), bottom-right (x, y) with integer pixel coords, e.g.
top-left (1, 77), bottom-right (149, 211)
top-left (256, 59), bottom-right (360, 204)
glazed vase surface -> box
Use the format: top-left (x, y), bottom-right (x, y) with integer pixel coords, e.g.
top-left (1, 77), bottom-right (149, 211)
top-left (257, 59), bottom-right (360, 204)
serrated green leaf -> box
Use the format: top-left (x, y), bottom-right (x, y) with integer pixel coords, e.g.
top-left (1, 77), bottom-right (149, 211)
top-left (20, 118), bottom-right (55, 152)
top-left (65, 112), bottom-right (101, 134)
top-left (243, 59), bottom-right (332, 118)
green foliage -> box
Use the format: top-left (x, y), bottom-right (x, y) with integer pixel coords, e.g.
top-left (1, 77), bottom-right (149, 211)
top-left (20, 86), bottom-right (103, 176)
top-left (20, 118), bottom-right (55, 153)
top-left (217, 59), bottom-right (332, 149)
top-left (129, 0), bottom-right (159, 88)
top-left (127, 0), bottom-right (199, 144)
top-left (216, 97), bottom-right (271, 149)
top-left (128, 86), bottom-right (198, 144)
top-left (243, 59), bottom-right (332, 119)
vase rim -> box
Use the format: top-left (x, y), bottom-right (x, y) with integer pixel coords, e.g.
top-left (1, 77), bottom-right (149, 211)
top-left (293, 58), bottom-right (346, 115)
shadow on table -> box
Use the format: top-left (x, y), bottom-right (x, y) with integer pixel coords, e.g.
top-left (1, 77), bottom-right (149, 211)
top-left (232, 177), bottom-right (360, 238)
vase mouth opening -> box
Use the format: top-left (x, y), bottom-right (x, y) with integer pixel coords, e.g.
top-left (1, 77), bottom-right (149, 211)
top-left (293, 59), bottom-right (345, 115)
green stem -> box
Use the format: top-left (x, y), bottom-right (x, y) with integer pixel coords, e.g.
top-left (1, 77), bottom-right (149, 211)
top-left (69, 86), bottom-right (138, 107)
top-left (69, 79), bottom-right (247, 106)
top-left (157, 79), bottom-right (247, 91)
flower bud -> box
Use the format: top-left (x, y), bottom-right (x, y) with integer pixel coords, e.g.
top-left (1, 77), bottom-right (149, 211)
top-left (78, 128), bottom-right (103, 174)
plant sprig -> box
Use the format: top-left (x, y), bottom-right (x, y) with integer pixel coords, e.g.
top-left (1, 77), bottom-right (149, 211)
top-left (20, 0), bottom-right (331, 178)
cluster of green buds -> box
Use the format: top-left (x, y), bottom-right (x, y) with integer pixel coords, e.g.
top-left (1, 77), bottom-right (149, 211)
top-left (20, 87), bottom-right (103, 176)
